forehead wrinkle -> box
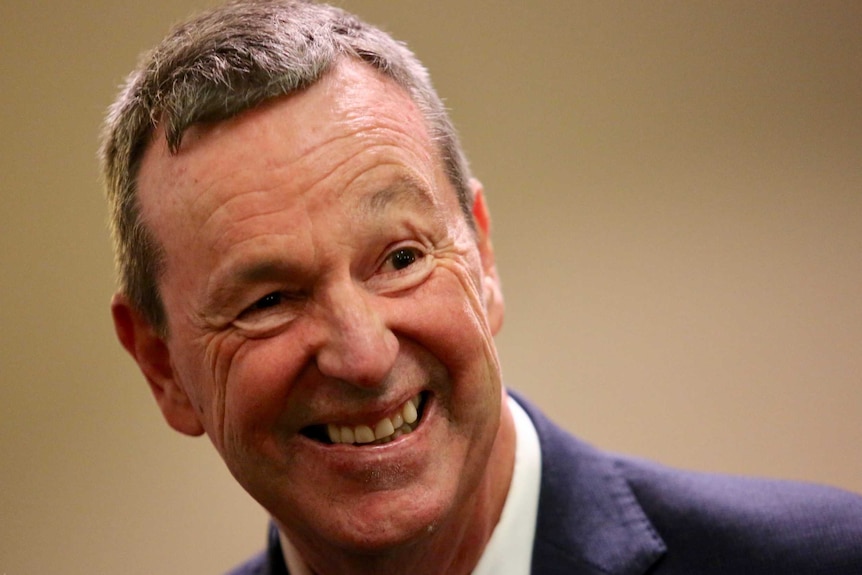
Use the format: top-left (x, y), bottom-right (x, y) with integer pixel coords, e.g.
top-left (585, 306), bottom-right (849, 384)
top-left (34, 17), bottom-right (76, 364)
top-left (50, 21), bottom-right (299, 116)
top-left (160, 99), bottom-right (435, 247)
top-left (201, 187), bottom-right (298, 254)
top-left (298, 126), bottom-right (433, 202)
top-left (163, 114), bottom-right (366, 220)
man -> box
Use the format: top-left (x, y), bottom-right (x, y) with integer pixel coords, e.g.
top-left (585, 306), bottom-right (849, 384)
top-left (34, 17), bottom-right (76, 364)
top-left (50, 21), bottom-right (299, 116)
top-left (100, 1), bottom-right (862, 574)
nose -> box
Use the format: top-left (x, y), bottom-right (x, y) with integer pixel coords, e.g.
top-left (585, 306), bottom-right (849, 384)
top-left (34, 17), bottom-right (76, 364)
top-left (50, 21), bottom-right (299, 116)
top-left (313, 279), bottom-right (398, 388)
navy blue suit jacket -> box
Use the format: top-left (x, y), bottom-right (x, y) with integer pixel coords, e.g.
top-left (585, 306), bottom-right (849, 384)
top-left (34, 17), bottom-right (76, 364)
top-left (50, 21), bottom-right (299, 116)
top-left (228, 393), bottom-right (862, 574)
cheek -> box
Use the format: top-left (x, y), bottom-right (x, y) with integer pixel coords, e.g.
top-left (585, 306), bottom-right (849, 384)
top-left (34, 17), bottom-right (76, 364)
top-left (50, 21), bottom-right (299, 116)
top-left (432, 258), bottom-right (498, 352)
top-left (396, 265), bottom-right (502, 401)
top-left (403, 268), bottom-right (504, 469)
top-left (182, 331), bottom-right (300, 458)
top-left (218, 335), bottom-right (305, 429)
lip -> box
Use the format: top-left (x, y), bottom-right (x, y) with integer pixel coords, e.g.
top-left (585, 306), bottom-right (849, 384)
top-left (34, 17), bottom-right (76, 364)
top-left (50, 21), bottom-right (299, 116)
top-left (317, 392), bottom-right (424, 428)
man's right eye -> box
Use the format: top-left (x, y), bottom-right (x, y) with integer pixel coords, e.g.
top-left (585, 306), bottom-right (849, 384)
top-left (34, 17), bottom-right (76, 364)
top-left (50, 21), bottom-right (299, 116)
top-left (232, 291), bottom-right (302, 336)
top-left (251, 292), bottom-right (282, 310)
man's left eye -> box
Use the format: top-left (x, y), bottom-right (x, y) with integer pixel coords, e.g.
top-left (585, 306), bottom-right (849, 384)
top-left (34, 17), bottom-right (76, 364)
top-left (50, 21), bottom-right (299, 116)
top-left (369, 244), bottom-right (432, 293)
top-left (387, 247), bottom-right (421, 271)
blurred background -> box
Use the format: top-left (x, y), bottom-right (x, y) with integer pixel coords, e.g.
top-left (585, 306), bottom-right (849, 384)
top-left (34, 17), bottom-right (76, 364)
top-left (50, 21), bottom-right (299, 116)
top-left (2, 1), bottom-right (860, 572)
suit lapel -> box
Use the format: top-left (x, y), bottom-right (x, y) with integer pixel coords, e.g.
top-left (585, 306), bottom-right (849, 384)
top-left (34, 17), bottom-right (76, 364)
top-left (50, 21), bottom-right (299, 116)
top-left (264, 523), bottom-right (290, 575)
top-left (510, 391), bottom-right (666, 575)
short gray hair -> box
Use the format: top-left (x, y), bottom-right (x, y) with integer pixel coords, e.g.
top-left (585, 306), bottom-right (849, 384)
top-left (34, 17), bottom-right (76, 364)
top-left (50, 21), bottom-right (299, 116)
top-left (99, 0), bottom-right (473, 336)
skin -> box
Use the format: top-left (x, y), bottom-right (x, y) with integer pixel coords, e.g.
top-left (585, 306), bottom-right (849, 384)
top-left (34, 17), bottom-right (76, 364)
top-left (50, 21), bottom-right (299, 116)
top-left (112, 60), bottom-right (514, 575)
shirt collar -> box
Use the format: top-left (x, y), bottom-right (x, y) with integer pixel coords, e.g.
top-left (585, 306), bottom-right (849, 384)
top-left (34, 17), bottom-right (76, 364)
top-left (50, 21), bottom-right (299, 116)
top-left (471, 394), bottom-right (542, 575)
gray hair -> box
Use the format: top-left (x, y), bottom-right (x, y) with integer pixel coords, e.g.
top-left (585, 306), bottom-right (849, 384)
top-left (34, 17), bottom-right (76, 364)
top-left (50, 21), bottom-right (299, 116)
top-left (99, 0), bottom-right (473, 336)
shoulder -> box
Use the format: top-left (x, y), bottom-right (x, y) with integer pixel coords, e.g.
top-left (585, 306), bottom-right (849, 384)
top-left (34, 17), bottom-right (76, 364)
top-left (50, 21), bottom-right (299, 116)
top-left (519, 398), bottom-right (862, 575)
top-left (616, 455), bottom-right (862, 572)
top-left (510, 390), bottom-right (862, 573)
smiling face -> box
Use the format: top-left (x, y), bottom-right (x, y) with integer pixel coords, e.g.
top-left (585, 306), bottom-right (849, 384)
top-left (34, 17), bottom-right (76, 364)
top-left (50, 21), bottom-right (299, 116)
top-left (114, 60), bottom-right (512, 570)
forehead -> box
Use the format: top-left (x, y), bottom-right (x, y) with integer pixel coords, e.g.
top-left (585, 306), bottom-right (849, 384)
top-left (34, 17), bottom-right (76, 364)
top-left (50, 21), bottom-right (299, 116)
top-left (135, 60), bottom-right (442, 236)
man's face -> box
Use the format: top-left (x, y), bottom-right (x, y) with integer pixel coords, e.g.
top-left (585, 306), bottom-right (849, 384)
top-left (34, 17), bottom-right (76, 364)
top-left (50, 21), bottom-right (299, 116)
top-left (128, 61), bottom-right (507, 554)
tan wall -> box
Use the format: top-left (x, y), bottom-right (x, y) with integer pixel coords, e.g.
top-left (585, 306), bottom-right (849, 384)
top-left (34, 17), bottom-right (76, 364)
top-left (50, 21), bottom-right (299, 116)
top-left (2, 1), bottom-right (860, 572)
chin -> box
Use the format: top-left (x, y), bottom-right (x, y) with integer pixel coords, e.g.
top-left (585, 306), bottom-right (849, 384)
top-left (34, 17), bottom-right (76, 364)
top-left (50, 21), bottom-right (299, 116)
top-left (335, 483), bottom-right (462, 550)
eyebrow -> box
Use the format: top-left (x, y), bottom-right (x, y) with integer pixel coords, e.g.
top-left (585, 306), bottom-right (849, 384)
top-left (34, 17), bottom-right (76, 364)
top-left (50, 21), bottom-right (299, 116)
top-left (361, 174), bottom-right (439, 218)
top-left (230, 259), bottom-right (296, 284)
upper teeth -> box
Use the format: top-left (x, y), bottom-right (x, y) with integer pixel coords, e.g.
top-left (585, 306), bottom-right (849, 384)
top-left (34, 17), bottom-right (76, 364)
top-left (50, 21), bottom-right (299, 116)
top-left (326, 394), bottom-right (422, 445)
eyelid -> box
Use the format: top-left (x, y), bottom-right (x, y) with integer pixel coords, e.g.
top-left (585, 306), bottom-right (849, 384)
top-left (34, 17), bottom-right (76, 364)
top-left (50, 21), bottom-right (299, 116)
top-left (368, 241), bottom-right (434, 293)
top-left (380, 245), bottom-right (425, 272)
top-left (232, 290), bottom-right (304, 336)
top-left (250, 292), bottom-right (282, 310)
top-left (374, 240), bottom-right (427, 270)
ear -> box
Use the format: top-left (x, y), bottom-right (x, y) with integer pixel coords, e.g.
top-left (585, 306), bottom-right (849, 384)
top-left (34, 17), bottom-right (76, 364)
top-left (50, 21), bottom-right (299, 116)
top-left (111, 293), bottom-right (205, 436)
top-left (469, 179), bottom-right (504, 335)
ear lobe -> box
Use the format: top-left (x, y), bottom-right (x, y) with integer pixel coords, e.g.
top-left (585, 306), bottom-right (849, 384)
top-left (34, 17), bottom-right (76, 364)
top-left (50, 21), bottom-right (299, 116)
top-left (469, 179), bottom-right (505, 335)
top-left (111, 293), bottom-right (205, 437)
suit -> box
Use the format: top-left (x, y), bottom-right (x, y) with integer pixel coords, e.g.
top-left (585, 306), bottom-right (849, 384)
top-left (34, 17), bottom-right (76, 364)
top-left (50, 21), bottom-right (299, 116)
top-left (228, 392), bottom-right (862, 574)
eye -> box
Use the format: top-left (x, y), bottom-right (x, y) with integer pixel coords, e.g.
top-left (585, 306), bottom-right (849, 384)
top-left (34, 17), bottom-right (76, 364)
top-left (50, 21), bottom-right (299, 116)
top-left (381, 247), bottom-right (425, 272)
top-left (388, 247), bottom-right (420, 271)
top-left (233, 290), bottom-right (303, 336)
top-left (370, 244), bottom-right (432, 293)
top-left (251, 292), bottom-right (282, 310)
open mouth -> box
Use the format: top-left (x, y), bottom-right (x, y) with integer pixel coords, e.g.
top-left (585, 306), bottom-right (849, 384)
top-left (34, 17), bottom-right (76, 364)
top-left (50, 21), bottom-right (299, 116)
top-left (301, 393), bottom-right (428, 446)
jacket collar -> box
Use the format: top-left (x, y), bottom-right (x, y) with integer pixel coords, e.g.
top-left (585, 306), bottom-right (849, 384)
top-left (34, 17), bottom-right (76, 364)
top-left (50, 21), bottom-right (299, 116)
top-left (510, 390), bottom-right (666, 575)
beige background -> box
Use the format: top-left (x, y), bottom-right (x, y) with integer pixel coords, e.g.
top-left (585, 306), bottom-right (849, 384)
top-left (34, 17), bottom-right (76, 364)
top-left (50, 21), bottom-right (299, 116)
top-left (2, 1), bottom-right (860, 573)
